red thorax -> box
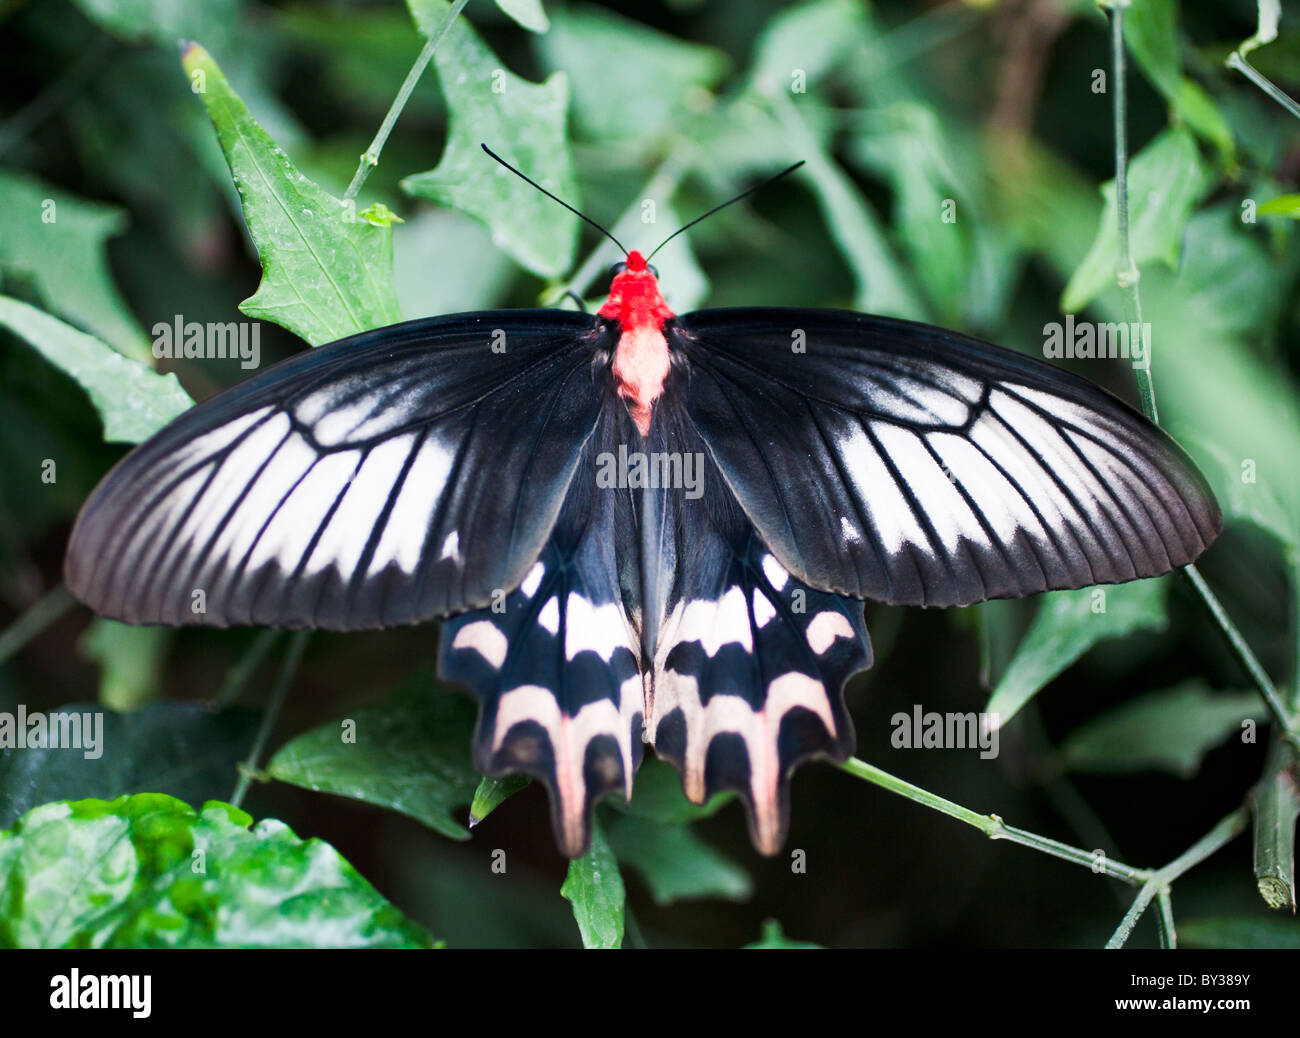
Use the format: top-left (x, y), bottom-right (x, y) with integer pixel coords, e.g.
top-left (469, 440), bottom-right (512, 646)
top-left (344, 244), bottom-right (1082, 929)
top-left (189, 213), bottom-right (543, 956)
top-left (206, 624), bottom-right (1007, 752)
top-left (598, 250), bottom-right (675, 436)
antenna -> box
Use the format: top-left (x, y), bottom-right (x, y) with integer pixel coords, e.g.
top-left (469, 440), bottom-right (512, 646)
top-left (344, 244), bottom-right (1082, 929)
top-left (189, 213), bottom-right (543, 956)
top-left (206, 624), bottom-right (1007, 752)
top-left (481, 143), bottom-right (627, 257)
top-left (645, 160), bottom-right (805, 263)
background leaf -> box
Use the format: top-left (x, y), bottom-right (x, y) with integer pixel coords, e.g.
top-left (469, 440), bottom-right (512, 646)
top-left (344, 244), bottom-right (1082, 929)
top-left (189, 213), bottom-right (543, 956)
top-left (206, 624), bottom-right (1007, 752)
top-left (0, 170), bottom-right (152, 363)
top-left (539, 4), bottom-right (727, 146)
top-left (76, 620), bottom-right (169, 710)
top-left (0, 794), bottom-right (432, 948)
top-left (496, 0), bottom-right (549, 34)
top-left (1060, 681), bottom-right (1262, 778)
top-left (561, 815), bottom-right (624, 949)
top-left (605, 812), bottom-right (751, 905)
top-left (182, 42), bottom-right (401, 345)
top-left (403, 10), bottom-right (577, 277)
top-left (268, 670), bottom-right (480, 842)
top-left (0, 701), bottom-right (259, 829)
top-left (986, 579), bottom-right (1168, 726)
top-left (1062, 127), bottom-right (1208, 312)
top-left (0, 296), bottom-right (192, 443)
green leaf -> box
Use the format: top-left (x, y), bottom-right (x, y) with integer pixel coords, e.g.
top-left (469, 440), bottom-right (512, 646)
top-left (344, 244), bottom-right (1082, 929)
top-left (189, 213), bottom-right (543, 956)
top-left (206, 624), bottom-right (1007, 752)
top-left (539, 5), bottom-right (727, 145)
top-left (182, 43), bottom-right (401, 345)
top-left (402, 12), bottom-right (577, 277)
top-left (986, 579), bottom-right (1168, 727)
top-left (1182, 915), bottom-right (1300, 949)
top-left (744, 918), bottom-right (822, 949)
top-left (1172, 78), bottom-right (1236, 166)
top-left (468, 773), bottom-right (530, 826)
top-left (1062, 127), bottom-right (1208, 312)
top-left (70, 0), bottom-right (243, 48)
top-left (850, 102), bottom-right (981, 322)
top-left (561, 816), bottom-right (624, 949)
top-left (395, 210), bottom-right (516, 319)
top-left (0, 170), bottom-right (152, 363)
top-left (1124, 0), bottom-right (1181, 99)
top-left (495, 0), bottom-right (548, 33)
top-left (0, 795), bottom-right (433, 948)
top-left (1258, 193), bottom-right (1300, 218)
top-left (614, 757), bottom-right (732, 824)
top-left (751, 0), bottom-right (866, 92)
top-left (606, 813), bottom-right (751, 905)
top-left (1061, 681), bottom-right (1262, 778)
top-left (0, 701), bottom-right (259, 829)
top-left (77, 620), bottom-right (169, 711)
top-left (0, 296), bottom-right (193, 443)
top-left (765, 91), bottom-right (925, 319)
top-left (268, 671), bottom-right (479, 842)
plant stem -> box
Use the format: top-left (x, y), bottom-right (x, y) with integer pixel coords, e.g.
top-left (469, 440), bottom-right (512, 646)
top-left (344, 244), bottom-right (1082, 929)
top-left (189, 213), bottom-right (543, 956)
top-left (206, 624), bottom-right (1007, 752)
top-left (343, 0), bottom-right (471, 202)
top-left (0, 583), bottom-right (76, 667)
top-left (1106, 808), bottom-right (1249, 948)
top-left (1102, 1), bottom-right (1297, 740)
top-left (1184, 563), bottom-right (1298, 742)
top-left (1155, 889), bottom-right (1177, 948)
top-left (0, 37), bottom-right (114, 159)
top-left (214, 629), bottom-right (283, 709)
top-left (1249, 737), bottom-right (1300, 910)
top-left (230, 630), bottom-right (309, 808)
top-left (1226, 54), bottom-right (1300, 122)
top-left (837, 757), bottom-right (1148, 884)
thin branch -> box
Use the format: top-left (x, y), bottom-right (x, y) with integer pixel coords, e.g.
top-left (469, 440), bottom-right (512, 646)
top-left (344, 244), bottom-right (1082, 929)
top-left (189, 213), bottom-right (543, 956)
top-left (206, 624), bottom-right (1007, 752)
top-left (0, 583), bottom-right (76, 667)
top-left (1106, 808), bottom-right (1249, 948)
top-left (1226, 53), bottom-right (1300, 122)
top-left (838, 757), bottom-right (1148, 885)
top-left (1102, 0), bottom-right (1297, 740)
top-left (343, 0), bottom-right (471, 202)
top-left (230, 630), bottom-right (309, 808)
top-left (214, 629), bottom-right (284, 709)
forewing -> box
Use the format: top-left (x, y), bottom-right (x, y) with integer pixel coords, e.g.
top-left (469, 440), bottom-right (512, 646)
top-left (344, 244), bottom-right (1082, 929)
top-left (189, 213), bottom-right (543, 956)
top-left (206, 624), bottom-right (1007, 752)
top-left (66, 311), bottom-right (615, 629)
top-left (674, 308), bottom-right (1221, 607)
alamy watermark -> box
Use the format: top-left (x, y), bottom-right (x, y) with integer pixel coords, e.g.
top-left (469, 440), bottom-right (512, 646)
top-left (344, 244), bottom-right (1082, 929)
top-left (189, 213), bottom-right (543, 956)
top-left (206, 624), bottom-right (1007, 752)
top-left (890, 706), bottom-right (1001, 759)
top-left (596, 445), bottom-right (705, 500)
top-left (1043, 315), bottom-right (1150, 369)
top-left (152, 315), bottom-right (260, 369)
top-left (0, 705), bottom-right (103, 759)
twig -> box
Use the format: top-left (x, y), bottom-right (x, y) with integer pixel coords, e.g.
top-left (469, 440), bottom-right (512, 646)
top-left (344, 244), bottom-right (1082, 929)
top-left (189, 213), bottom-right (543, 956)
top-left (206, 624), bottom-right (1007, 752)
top-left (214, 629), bottom-right (284, 709)
top-left (230, 630), bottom-right (309, 808)
top-left (1226, 53), bottom-right (1300, 122)
top-left (837, 757), bottom-right (1148, 884)
top-left (0, 583), bottom-right (76, 667)
top-left (0, 37), bottom-right (115, 159)
top-left (343, 0), bottom-right (471, 202)
top-left (1106, 808), bottom-right (1249, 948)
top-left (1102, 0), bottom-right (1297, 740)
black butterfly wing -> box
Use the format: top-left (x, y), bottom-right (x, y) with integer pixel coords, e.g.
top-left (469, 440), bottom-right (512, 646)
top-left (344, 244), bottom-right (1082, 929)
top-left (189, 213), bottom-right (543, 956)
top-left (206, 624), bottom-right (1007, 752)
top-left (66, 311), bottom-right (613, 629)
top-left (673, 308), bottom-right (1221, 607)
top-left (638, 403), bottom-right (869, 856)
top-left (439, 402), bottom-right (647, 857)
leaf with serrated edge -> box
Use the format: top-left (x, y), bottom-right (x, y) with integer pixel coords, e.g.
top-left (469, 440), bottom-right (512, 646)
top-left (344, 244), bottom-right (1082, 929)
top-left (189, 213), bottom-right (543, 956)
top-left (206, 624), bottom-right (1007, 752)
top-left (402, 13), bottom-right (577, 277)
top-left (182, 43), bottom-right (400, 345)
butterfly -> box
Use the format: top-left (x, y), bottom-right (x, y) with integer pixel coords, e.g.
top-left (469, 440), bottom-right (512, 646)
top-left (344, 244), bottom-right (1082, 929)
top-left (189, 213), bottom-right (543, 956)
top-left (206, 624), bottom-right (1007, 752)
top-left (64, 150), bottom-right (1222, 857)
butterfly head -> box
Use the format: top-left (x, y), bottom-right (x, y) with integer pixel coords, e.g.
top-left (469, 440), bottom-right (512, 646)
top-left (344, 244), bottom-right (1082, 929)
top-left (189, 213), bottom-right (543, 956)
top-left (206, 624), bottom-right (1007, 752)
top-left (599, 250), bottom-right (674, 332)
